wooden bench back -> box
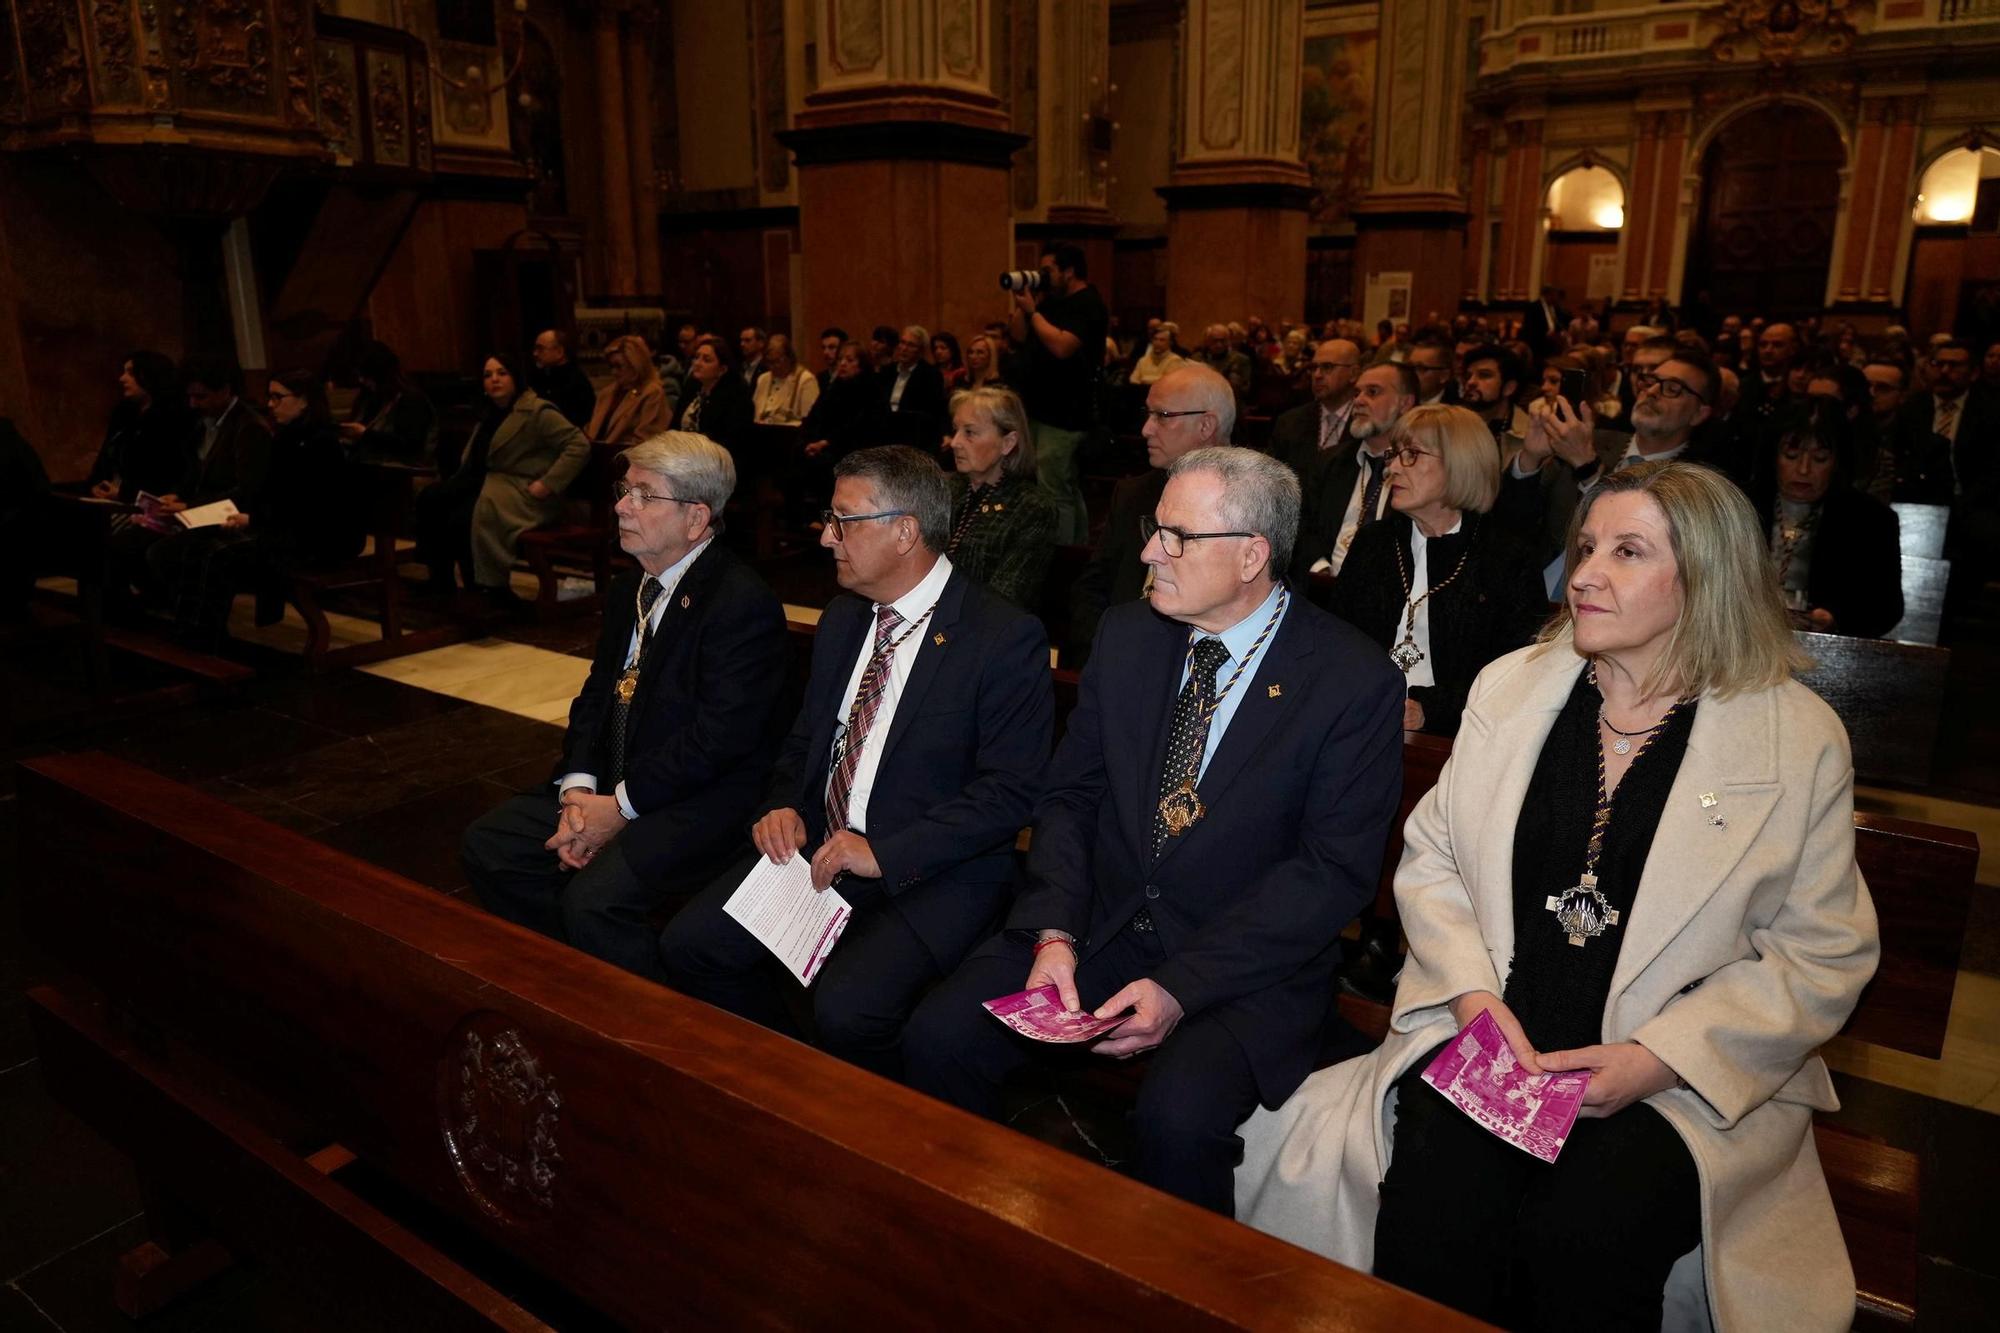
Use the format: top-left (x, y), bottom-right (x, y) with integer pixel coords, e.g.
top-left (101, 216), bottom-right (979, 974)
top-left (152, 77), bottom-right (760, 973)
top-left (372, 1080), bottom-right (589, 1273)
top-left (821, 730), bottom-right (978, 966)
top-left (20, 754), bottom-right (1474, 1333)
top-left (1794, 632), bottom-right (1949, 788)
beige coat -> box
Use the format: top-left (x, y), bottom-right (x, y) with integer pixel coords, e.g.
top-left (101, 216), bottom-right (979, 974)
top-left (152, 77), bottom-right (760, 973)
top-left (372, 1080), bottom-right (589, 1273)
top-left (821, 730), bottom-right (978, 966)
top-left (586, 379), bottom-right (671, 446)
top-left (1235, 643), bottom-right (1879, 1333)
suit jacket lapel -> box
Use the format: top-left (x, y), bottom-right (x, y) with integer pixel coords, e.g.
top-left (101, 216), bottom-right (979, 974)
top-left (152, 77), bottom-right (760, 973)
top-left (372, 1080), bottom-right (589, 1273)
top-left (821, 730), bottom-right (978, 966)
top-left (877, 569), bottom-right (968, 768)
top-left (636, 543), bottom-right (724, 691)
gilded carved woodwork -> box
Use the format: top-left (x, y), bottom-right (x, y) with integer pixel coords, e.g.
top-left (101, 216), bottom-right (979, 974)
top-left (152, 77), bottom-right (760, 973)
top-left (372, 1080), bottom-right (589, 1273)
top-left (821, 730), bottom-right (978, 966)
top-left (438, 1018), bottom-right (563, 1224)
top-left (20, 0), bottom-right (88, 112)
top-left (88, 0), bottom-right (140, 105)
top-left (275, 0), bottom-right (309, 124)
top-left (1709, 0), bottom-right (1858, 67)
top-left (367, 48), bottom-right (407, 166)
top-left (168, 0), bottom-right (273, 107)
top-left (316, 36), bottom-right (354, 153)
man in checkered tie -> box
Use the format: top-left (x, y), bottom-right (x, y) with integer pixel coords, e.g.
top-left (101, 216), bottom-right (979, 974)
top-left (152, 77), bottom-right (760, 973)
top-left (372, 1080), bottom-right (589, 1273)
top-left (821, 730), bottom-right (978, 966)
top-left (905, 447), bottom-right (1406, 1215)
top-left (659, 446), bottom-right (1052, 1079)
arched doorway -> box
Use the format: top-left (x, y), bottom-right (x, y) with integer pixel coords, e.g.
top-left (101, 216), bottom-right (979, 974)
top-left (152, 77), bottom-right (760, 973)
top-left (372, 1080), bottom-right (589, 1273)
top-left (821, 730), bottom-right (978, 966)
top-left (1686, 103), bottom-right (1845, 317)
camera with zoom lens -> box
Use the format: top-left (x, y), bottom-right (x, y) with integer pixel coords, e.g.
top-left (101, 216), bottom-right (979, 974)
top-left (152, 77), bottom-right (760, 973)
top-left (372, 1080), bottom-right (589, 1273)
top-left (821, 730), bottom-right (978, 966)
top-left (999, 269), bottom-right (1047, 294)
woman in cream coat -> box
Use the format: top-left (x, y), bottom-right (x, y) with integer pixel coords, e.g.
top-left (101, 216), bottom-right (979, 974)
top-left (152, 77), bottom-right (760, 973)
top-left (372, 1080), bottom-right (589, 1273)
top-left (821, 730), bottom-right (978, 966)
top-left (1236, 460), bottom-right (1878, 1332)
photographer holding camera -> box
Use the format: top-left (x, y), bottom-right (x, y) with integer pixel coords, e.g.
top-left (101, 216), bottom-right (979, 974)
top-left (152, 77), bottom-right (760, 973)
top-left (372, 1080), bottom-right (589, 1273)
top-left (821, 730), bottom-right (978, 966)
top-left (1007, 244), bottom-right (1108, 544)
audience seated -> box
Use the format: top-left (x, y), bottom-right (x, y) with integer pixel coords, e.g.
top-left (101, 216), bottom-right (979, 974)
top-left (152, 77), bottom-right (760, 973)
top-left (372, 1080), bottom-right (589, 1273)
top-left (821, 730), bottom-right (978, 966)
top-left (736, 327), bottom-right (769, 395)
top-left (905, 446), bottom-right (1404, 1216)
top-left (1459, 344), bottom-right (1530, 454)
top-left (815, 326), bottom-right (848, 390)
top-left (751, 332), bottom-right (821, 425)
top-left (932, 331), bottom-right (968, 391)
top-left (1294, 362), bottom-right (1416, 582)
top-left (941, 386), bottom-right (1058, 608)
top-left (963, 332), bottom-right (1006, 389)
top-left (875, 324), bottom-right (948, 453)
top-left (88, 351), bottom-right (191, 504)
top-left (1755, 402), bottom-right (1903, 639)
top-left (1239, 461), bottom-right (1878, 1333)
top-left (1199, 323), bottom-right (1255, 399)
top-left (658, 446), bottom-right (1052, 1078)
top-left (528, 328), bottom-right (597, 429)
top-left (463, 431), bottom-right (789, 979)
top-left (672, 334), bottom-right (755, 460)
top-left (587, 334), bottom-right (673, 447)
top-left (1129, 321), bottom-right (1188, 385)
top-left (1268, 336), bottom-right (1361, 496)
top-left (1330, 405), bottom-right (1549, 738)
top-left (1405, 334), bottom-right (1459, 407)
top-left (340, 340), bottom-right (437, 463)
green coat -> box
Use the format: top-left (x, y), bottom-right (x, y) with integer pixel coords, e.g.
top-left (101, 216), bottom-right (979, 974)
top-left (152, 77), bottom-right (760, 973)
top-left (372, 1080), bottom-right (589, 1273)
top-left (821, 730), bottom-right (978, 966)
top-left (944, 473), bottom-right (1057, 609)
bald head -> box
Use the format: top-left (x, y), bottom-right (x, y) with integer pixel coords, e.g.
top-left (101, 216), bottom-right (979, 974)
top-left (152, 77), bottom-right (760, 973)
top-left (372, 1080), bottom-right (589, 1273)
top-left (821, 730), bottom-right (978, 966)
top-left (1308, 338), bottom-right (1362, 406)
top-left (1143, 363), bottom-right (1237, 468)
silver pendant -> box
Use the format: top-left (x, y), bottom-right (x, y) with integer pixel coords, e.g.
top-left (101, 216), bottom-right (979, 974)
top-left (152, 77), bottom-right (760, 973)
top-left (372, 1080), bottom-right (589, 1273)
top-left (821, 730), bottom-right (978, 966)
top-left (1545, 875), bottom-right (1620, 947)
top-left (1611, 736), bottom-right (1631, 755)
top-left (1389, 637), bottom-right (1425, 673)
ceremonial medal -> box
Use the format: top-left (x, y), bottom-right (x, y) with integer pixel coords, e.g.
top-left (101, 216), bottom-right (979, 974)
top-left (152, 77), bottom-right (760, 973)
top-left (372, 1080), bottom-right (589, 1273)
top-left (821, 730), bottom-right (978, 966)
top-left (1546, 874), bottom-right (1619, 947)
top-left (1158, 779), bottom-right (1205, 835)
top-left (615, 669), bottom-right (639, 703)
top-left (1389, 635), bottom-right (1425, 673)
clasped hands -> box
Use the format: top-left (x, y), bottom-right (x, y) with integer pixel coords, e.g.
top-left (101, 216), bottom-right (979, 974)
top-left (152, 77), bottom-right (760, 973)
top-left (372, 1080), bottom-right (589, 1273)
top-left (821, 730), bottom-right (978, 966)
top-left (545, 789), bottom-right (628, 870)
top-left (1027, 939), bottom-right (1184, 1059)
top-left (751, 807), bottom-right (880, 891)
top-left (1450, 990), bottom-right (1677, 1118)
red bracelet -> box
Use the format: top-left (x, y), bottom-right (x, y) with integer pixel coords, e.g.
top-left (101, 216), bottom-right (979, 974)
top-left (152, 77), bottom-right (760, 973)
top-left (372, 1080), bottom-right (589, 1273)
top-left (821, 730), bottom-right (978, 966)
top-left (1033, 937), bottom-right (1074, 955)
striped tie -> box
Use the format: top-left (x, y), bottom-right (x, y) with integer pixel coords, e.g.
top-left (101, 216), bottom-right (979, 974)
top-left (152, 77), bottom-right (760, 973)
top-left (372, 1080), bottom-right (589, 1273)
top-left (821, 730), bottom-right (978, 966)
top-left (824, 605), bottom-right (904, 835)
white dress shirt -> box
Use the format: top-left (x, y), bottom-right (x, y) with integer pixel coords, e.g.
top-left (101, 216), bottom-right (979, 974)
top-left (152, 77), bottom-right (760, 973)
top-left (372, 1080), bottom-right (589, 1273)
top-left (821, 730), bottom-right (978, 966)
top-left (1316, 443), bottom-right (1394, 575)
top-left (558, 537), bottom-right (714, 817)
top-left (1174, 580), bottom-right (1288, 782)
top-left (889, 365), bottom-right (915, 411)
top-left (1402, 516), bottom-right (1461, 690)
top-left (827, 554), bottom-right (954, 833)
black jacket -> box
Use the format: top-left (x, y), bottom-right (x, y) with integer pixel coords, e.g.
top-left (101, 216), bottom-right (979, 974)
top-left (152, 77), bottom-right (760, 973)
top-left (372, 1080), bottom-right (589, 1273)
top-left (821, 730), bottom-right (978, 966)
top-left (530, 361), bottom-right (597, 430)
top-left (799, 373), bottom-right (881, 464)
top-left (1067, 467), bottom-right (1165, 661)
top-left (177, 399), bottom-right (273, 512)
top-left (672, 373), bottom-right (755, 459)
top-left (1754, 483), bottom-right (1905, 640)
top-left (90, 400), bottom-right (193, 502)
top-left (558, 543), bottom-right (791, 879)
top-left (876, 361), bottom-right (949, 450)
top-left (261, 418), bottom-right (364, 569)
top-left (1329, 509), bottom-right (1552, 737)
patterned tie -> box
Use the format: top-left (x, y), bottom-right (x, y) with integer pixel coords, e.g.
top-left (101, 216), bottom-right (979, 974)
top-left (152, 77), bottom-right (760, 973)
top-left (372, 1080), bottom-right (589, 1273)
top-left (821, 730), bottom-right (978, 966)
top-left (1358, 451), bottom-right (1389, 529)
top-left (1152, 637), bottom-right (1232, 855)
top-left (824, 605), bottom-right (905, 835)
top-left (1936, 395), bottom-right (1960, 441)
top-left (603, 575), bottom-right (666, 786)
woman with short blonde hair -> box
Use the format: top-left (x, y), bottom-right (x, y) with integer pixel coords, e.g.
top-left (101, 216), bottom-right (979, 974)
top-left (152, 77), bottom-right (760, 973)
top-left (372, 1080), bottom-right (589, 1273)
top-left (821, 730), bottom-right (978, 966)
top-left (1239, 458), bottom-right (1877, 1333)
top-left (586, 334), bottom-right (670, 446)
top-left (941, 384), bottom-right (1057, 606)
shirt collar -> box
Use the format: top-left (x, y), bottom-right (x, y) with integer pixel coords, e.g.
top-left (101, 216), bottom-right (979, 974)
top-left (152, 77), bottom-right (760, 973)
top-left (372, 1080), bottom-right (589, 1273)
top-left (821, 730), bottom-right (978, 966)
top-left (879, 553), bottom-right (954, 622)
top-left (1627, 438), bottom-right (1689, 466)
top-left (648, 535), bottom-right (712, 596)
top-left (1196, 579), bottom-right (1287, 663)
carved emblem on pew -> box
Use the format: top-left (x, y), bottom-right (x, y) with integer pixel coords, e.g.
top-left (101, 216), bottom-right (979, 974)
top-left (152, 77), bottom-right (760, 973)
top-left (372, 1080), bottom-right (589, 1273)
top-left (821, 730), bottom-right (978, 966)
top-left (438, 1015), bottom-right (562, 1223)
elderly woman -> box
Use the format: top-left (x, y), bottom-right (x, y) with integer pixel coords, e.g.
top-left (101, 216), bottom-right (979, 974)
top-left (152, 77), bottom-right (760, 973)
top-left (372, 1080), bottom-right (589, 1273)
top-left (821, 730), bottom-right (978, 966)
top-left (1128, 322), bottom-right (1187, 386)
top-left (1237, 460), bottom-right (1880, 1332)
top-left (1756, 401), bottom-right (1903, 639)
top-left (942, 386), bottom-right (1057, 607)
top-left (586, 334), bottom-right (672, 447)
top-left (1330, 404), bottom-right (1549, 737)
top-left (752, 333), bottom-right (822, 425)
top-left (671, 334), bottom-right (754, 458)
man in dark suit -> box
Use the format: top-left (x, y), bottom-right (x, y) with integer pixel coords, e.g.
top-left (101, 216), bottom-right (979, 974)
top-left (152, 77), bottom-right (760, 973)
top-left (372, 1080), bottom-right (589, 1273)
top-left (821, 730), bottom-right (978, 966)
top-left (1067, 363), bottom-right (1236, 662)
top-left (528, 328), bottom-right (596, 429)
top-left (877, 325), bottom-right (949, 450)
top-left (1893, 340), bottom-right (2000, 607)
top-left (1268, 336), bottom-right (1361, 489)
top-left (462, 431), bottom-right (790, 980)
top-left (1289, 361), bottom-right (1415, 583)
top-left (1520, 285), bottom-right (1568, 362)
top-left (658, 445), bottom-right (1052, 1078)
top-left (905, 447), bottom-right (1406, 1215)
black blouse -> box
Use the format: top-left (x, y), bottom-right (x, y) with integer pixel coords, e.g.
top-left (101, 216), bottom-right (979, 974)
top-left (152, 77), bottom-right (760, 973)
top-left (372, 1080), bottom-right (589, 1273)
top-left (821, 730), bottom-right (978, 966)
top-left (1503, 667), bottom-right (1697, 1054)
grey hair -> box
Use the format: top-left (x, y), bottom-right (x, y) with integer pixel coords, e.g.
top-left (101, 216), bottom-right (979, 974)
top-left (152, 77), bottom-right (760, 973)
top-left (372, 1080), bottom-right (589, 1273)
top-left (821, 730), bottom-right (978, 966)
top-left (834, 445), bottom-right (953, 553)
top-left (1160, 362), bottom-right (1238, 443)
top-left (622, 431), bottom-right (737, 534)
top-left (1168, 445), bottom-right (1300, 577)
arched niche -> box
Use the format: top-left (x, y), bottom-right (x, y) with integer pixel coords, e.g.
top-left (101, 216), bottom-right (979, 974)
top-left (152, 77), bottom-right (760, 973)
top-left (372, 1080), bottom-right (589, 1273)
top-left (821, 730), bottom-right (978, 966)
top-left (1535, 160), bottom-right (1626, 310)
top-left (1913, 145), bottom-right (2000, 226)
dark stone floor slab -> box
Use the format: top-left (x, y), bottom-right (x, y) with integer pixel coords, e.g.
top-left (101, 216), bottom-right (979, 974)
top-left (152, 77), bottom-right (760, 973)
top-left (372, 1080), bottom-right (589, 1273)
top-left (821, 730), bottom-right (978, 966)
top-left (83, 706), bottom-right (350, 788)
top-left (0, 1062), bottom-right (141, 1286)
top-left (0, 1283), bottom-right (60, 1332)
top-left (317, 777), bottom-right (517, 896)
top-left (194, 779), bottom-right (338, 838)
top-left (248, 670), bottom-right (471, 738)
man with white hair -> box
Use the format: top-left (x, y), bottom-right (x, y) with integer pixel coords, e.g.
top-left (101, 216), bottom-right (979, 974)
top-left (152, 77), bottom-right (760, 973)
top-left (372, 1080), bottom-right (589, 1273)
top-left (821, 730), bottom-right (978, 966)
top-left (907, 445), bottom-right (1404, 1216)
top-left (462, 431), bottom-right (789, 981)
top-left (877, 323), bottom-right (947, 448)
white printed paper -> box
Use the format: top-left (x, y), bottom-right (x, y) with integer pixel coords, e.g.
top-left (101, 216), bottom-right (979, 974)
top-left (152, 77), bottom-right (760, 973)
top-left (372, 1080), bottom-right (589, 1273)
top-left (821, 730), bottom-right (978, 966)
top-left (723, 854), bottom-right (852, 986)
top-left (175, 498), bottom-right (241, 529)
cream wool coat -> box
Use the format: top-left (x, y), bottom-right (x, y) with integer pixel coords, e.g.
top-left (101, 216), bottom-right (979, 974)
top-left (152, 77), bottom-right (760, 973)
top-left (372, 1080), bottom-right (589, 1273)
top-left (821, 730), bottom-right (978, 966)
top-left (1235, 643), bottom-right (1879, 1333)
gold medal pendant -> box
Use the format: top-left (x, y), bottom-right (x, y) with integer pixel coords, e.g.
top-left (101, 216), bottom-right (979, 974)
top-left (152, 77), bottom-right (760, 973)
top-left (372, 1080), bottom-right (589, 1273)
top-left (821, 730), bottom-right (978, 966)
top-left (1158, 779), bottom-right (1205, 836)
top-left (614, 669), bottom-right (639, 703)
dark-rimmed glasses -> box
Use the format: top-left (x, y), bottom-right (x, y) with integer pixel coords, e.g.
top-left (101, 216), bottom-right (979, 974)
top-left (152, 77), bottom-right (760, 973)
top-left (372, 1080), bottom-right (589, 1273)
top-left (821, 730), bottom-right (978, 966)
top-left (1140, 515), bottom-right (1254, 558)
top-left (1631, 371), bottom-right (1707, 404)
top-left (1143, 407), bottom-right (1211, 425)
top-left (821, 508), bottom-right (910, 541)
top-left (1388, 444), bottom-right (1437, 467)
top-left (612, 481), bottom-right (698, 508)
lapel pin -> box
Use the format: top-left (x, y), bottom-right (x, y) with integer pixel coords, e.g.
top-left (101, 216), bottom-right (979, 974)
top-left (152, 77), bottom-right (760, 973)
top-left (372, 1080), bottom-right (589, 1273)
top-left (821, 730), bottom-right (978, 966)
top-left (1267, 683), bottom-right (1283, 698)
top-left (1699, 792), bottom-right (1718, 808)
top-left (680, 595), bottom-right (691, 609)
top-left (933, 632), bottom-right (947, 646)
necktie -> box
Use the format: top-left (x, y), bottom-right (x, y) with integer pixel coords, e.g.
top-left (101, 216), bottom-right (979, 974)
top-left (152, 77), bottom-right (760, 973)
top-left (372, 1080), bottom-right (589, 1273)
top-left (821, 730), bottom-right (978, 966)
top-left (1936, 396), bottom-right (1960, 441)
top-left (1152, 637), bottom-right (1232, 856)
top-left (603, 576), bottom-right (666, 786)
top-left (824, 605), bottom-right (905, 835)
top-left (1358, 452), bottom-right (1389, 529)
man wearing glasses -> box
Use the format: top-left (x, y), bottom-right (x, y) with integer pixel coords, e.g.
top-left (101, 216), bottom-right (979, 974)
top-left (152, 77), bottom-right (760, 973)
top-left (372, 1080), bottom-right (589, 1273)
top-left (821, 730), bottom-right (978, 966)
top-left (659, 445), bottom-right (1051, 1078)
top-left (1892, 339), bottom-right (1995, 506)
top-left (905, 446), bottom-right (1404, 1215)
top-left (462, 431), bottom-right (790, 982)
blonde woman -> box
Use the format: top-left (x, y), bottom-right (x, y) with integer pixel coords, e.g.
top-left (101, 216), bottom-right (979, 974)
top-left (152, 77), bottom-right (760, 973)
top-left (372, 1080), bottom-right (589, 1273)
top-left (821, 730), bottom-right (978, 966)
top-left (1237, 460), bottom-right (1879, 1333)
top-left (942, 385), bottom-right (1057, 606)
top-left (585, 335), bottom-right (671, 446)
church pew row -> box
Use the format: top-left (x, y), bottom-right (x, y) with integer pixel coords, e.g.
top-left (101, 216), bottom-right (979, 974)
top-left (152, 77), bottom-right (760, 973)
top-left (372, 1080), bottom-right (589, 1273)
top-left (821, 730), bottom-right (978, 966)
top-left (18, 754), bottom-right (1480, 1332)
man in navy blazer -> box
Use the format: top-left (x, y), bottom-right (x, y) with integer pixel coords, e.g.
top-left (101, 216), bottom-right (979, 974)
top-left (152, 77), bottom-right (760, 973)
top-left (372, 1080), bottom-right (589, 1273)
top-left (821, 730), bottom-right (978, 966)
top-left (658, 445), bottom-right (1052, 1078)
top-left (904, 446), bottom-right (1405, 1215)
top-left (463, 432), bottom-right (789, 981)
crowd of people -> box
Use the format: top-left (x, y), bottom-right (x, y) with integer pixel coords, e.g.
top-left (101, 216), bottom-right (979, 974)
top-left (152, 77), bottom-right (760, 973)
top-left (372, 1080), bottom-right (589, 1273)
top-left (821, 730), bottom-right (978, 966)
top-left (41, 252), bottom-right (1999, 1330)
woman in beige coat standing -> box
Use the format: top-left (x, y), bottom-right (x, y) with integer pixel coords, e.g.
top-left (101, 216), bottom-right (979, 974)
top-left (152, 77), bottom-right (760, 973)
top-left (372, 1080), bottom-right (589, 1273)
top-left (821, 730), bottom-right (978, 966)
top-left (1236, 460), bottom-right (1878, 1332)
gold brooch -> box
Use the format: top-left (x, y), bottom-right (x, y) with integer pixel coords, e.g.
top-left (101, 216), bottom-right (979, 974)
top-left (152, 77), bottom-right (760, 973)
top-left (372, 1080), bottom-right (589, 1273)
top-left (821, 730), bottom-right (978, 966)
top-left (1267, 683), bottom-right (1283, 698)
top-left (933, 632), bottom-right (947, 646)
top-left (680, 595), bottom-right (691, 609)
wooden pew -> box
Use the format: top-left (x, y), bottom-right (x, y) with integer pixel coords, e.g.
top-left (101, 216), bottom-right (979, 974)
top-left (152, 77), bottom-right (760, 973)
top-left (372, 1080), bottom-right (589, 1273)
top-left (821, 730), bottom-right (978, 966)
top-left (1795, 632), bottom-right (1949, 788)
top-left (287, 460), bottom-right (434, 672)
top-left (1891, 502), bottom-right (1949, 562)
top-left (19, 754), bottom-right (1478, 1332)
top-left (518, 443), bottom-right (626, 615)
top-left (1886, 553), bottom-right (1949, 647)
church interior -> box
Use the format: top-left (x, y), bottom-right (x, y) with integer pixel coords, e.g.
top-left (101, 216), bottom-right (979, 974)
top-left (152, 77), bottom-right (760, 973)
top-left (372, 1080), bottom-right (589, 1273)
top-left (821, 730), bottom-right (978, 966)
top-left (4, 0), bottom-right (2000, 1328)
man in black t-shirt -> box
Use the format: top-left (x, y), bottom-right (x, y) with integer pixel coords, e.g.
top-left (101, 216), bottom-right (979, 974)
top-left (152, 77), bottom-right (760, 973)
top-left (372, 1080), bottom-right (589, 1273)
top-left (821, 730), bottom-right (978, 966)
top-left (1009, 243), bottom-right (1108, 544)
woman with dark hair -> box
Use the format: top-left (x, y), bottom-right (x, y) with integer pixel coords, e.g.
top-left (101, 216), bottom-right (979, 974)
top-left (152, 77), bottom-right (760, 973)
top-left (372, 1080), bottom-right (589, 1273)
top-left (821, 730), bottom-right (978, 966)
top-left (89, 351), bottom-right (192, 502)
top-left (1754, 401), bottom-right (1904, 639)
top-left (932, 331), bottom-right (968, 391)
top-left (671, 334), bottom-right (753, 457)
top-left (340, 340), bottom-right (437, 463)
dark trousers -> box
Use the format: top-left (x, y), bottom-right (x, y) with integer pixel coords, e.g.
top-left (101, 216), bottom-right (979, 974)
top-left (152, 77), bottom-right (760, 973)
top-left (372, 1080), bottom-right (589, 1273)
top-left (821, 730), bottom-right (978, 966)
top-left (414, 472), bottom-right (479, 588)
top-left (1373, 1052), bottom-right (1701, 1332)
top-left (902, 927), bottom-right (1262, 1216)
top-left (656, 860), bottom-right (943, 1081)
top-left (462, 793), bottom-right (666, 983)
top-left (147, 527), bottom-right (261, 641)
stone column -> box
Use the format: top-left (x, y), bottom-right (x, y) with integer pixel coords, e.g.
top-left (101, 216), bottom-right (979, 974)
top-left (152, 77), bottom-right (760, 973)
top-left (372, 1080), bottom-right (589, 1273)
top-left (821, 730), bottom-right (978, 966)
top-left (780, 1), bottom-right (1024, 345)
top-left (623, 6), bottom-right (662, 297)
top-left (1028, 0), bottom-right (1117, 286)
top-left (1621, 103), bottom-right (1690, 305)
top-left (1159, 0), bottom-right (1311, 331)
top-left (1834, 90), bottom-right (1923, 309)
top-left (1492, 109), bottom-right (1543, 303)
top-left (592, 2), bottom-right (637, 297)
top-left (1350, 0), bottom-right (1470, 322)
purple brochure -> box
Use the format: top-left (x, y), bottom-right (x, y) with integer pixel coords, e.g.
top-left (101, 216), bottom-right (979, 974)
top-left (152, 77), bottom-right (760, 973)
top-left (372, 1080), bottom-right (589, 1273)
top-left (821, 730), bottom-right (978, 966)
top-left (1419, 1009), bottom-right (1590, 1163)
top-left (982, 985), bottom-right (1130, 1044)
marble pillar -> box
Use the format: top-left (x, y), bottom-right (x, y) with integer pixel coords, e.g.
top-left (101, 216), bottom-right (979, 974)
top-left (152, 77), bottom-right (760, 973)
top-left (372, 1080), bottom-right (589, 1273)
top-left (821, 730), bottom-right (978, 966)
top-left (592, 2), bottom-right (637, 297)
top-left (1350, 0), bottom-right (1470, 322)
top-left (1834, 90), bottom-right (1922, 308)
top-left (1160, 0), bottom-right (1311, 331)
top-left (623, 6), bottom-right (662, 297)
top-left (1621, 104), bottom-right (1690, 305)
top-left (779, 1), bottom-right (1024, 346)
top-left (1027, 0), bottom-right (1117, 286)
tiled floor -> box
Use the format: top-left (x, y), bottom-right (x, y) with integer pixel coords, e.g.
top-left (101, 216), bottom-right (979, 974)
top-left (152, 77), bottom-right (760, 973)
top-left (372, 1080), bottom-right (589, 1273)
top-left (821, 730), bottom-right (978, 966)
top-left (5, 578), bottom-right (2000, 1329)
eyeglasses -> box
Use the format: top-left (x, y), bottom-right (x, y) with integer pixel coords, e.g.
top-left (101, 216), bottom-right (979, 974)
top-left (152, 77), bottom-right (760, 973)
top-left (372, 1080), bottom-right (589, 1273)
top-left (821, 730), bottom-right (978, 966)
top-left (1139, 515), bottom-right (1254, 557)
top-left (612, 481), bottom-right (698, 508)
top-left (1143, 407), bottom-right (1211, 425)
top-left (820, 508), bottom-right (910, 541)
top-left (1631, 371), bottom-right (1707, 404)
top-left (1389, 445), bottom-right (1437, 467)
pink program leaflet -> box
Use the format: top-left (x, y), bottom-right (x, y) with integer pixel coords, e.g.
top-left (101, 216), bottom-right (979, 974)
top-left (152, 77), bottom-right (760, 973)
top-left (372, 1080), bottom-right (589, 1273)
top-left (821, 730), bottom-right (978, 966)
top-left (1419, 1009), bottom-right (1591, 1163)
top-left (982, 985), bottom-right (1130, 1044)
